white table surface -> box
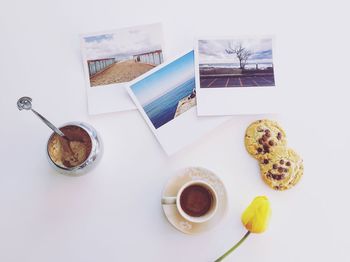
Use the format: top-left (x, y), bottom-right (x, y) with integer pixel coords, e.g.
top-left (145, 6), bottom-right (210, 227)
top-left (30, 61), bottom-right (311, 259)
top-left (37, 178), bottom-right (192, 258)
top-left (1, 0), bottom-right (349, 261)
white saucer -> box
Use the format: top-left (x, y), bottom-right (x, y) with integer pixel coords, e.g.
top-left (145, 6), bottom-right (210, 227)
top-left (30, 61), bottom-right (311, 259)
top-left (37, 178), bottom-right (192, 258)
top-left (161, 167), bottom-right (228, 234)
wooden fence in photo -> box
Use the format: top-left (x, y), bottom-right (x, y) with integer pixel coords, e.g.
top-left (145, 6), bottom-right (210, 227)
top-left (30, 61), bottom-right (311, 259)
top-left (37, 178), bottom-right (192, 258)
top-left (133, 50), bottom-right (163, 66)
top-left (87, 58), bottom-right (116, 77)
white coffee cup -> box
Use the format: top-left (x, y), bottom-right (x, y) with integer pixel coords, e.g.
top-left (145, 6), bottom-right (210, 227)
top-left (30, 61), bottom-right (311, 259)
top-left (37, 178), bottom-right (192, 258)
top-left (162, 180), bottom-right (218, 223)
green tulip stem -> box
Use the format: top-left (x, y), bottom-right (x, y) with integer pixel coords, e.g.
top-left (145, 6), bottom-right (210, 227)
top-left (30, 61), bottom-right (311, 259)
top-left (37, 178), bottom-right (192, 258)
top-left (214, 231), bottom-right (251, 262)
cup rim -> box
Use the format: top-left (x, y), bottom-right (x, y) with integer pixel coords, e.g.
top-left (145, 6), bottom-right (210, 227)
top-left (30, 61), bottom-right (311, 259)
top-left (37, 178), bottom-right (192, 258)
top-left (176, 180), bottom-right (218, 223)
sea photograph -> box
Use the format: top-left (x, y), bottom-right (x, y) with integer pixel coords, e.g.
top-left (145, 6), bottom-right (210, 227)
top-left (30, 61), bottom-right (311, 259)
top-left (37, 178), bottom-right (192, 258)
top-left (82, 24), bottom-right (163, 87)
top-left (130, 51), bottom-right (196, 129)
top-left (198, 38), bottom-right (275, 88)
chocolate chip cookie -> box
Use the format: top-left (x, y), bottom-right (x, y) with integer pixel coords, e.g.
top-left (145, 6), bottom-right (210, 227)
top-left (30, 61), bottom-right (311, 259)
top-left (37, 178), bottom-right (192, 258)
top-left (259, 147), bottom-right (303, 191)
top-left (245, 119), bottom-right (287, 160)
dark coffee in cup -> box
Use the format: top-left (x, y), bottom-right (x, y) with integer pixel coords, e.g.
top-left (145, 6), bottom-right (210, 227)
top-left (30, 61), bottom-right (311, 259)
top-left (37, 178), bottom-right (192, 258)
top-left (180, 185), bottom-right (213, 217)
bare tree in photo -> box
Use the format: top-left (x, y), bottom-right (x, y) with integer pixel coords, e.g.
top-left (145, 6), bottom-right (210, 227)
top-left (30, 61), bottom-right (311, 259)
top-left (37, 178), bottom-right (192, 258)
top-left (225, 42), bottom-right (252, 69)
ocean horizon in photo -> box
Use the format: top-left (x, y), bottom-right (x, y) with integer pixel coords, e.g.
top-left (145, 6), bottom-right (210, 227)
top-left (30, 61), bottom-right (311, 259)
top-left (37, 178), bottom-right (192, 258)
top-left (200, 62), bottom-right (273, 69)
top-left (144, 77), bottom-right (195, 129)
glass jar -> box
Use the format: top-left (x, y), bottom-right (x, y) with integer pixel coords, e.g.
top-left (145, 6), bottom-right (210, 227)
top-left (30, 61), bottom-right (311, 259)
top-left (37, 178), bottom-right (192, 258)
top-left (46, 122), bottom-right (103, 176)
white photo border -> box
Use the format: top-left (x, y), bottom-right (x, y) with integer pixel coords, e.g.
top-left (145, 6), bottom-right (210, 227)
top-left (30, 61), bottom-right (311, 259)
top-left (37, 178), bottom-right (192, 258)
top-left (80, 22), bottom-right (165, 115)
top-left (127, 50), bottom-right (230, 155)
top-left (194, 35), bottom-right (280, 116)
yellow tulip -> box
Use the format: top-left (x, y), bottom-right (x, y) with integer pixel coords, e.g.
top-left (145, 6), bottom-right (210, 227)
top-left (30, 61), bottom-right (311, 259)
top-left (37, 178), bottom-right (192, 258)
top-left (241, 196), bottom-right (271, 233)
top-left (215, 196), bottom-right (271, 262)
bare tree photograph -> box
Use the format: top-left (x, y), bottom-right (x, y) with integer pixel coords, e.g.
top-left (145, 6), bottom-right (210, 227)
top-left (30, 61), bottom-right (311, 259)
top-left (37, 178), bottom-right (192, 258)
top-left (198, 38), bottom-right (275, 88)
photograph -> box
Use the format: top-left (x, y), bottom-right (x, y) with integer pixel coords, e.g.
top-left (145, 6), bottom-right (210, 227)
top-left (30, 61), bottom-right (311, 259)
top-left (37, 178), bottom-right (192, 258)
top-left (80, 23), bottom-right (164, 115)
top-left (198, 38), bottom-right (275, 88)
top-left (127, 50), bottom-right (229, 155)
top-left (195, 37), bottom-right (278, 116)
top-left (82, 24), bottom-right (164, 87)
top-left (130, 51), bottom-right (196, 129)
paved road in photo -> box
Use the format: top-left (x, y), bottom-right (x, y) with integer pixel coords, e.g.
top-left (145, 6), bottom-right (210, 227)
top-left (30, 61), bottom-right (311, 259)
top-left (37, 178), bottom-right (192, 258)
top-left (200, 75), bottom-right (275, 88)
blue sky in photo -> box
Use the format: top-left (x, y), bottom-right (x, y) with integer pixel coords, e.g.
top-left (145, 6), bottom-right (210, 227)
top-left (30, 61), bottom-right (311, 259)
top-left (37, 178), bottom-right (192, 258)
top-left (82, 24), bottom-right (162, 60)
top-left (250, 49), bottom-right (272, 60)
top-left (130, 51), bottom-right (194, 106)
top-left (84, 34), bottom-right (113, 43)
top-left (198, 38), bottom-right (273, 64)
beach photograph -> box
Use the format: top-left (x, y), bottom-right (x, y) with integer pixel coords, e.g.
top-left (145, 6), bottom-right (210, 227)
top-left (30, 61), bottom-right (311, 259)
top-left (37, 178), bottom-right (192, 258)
top-left (130, 51), bottom-right (196, 129)
top-left (198, 38), bottom-right (275, 88)
top-left (82, 24), bottom-right (163, 87)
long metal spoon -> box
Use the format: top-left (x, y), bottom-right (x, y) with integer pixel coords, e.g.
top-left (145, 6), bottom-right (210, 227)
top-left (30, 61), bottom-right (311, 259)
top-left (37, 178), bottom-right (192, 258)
top-left (17, 96), bottom-right (65, 137)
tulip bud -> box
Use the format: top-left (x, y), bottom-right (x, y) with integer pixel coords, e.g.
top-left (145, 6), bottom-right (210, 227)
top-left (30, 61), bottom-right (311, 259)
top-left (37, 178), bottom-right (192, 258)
top-left (215, 196), bottom-right (272, 261)
top-left (241, 196), bottom-right (271, 233)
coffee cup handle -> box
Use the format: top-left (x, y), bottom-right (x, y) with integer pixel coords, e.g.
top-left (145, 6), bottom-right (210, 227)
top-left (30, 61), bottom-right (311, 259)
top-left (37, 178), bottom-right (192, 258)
top-left (161, 196), bottom-right (176, 205)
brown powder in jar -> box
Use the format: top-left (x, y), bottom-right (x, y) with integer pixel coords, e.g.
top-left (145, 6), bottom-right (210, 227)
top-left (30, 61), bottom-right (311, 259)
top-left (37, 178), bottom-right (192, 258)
top-left (48, 125), bottom-right (92, 168)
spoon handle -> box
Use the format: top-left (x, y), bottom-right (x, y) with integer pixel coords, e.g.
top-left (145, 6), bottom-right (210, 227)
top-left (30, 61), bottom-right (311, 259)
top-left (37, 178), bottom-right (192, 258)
top-left (31, 108), bottom-right (65, 137)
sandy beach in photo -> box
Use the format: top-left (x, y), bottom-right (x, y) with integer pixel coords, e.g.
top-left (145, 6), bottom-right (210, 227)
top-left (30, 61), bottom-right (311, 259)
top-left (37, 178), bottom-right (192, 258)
top-left (90, 60), bottom-right (155, 86)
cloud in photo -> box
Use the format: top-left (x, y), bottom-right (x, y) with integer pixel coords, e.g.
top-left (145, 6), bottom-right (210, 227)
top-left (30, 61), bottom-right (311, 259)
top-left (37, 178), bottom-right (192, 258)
top-left (198, 38), bottom-right (273, 64)
top-left (83, 24), bottom-right (163, 60)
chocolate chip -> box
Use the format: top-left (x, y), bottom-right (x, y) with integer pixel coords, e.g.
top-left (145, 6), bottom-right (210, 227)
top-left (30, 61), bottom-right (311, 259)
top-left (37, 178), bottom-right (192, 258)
top-left (277, 132), bottom-right (282, 140)
top-left (262, 135), bottom-right (268, 142)
top-left (257, 148), bottom-right (263, 153)
top-left (272, 174), bottom-right (283, 180)
top-left (280, 160), bottom-right (285, 165)
top-left (265, 131), bottom-right (271, 138)
top-left (268, 140), bottom-right (274, 146)
top-left (263, 159), bottom-right (269, 164)
top-left (284, 168), bottom-right (289, 172)
top-left (273, 164), bottom-right (278, 169)
top-left (258, 138), bottom-right (263, 145)
top-left (278, 167), bottom-right (284, 173)
top-left (263, 145), bottom-right (270, 153)
top-left (286, 161), bottom-right (291, 166)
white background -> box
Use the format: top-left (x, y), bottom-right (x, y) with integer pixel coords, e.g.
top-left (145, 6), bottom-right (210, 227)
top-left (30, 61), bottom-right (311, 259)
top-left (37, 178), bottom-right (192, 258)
top-left (0, 0), bottom-right (349, 261)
